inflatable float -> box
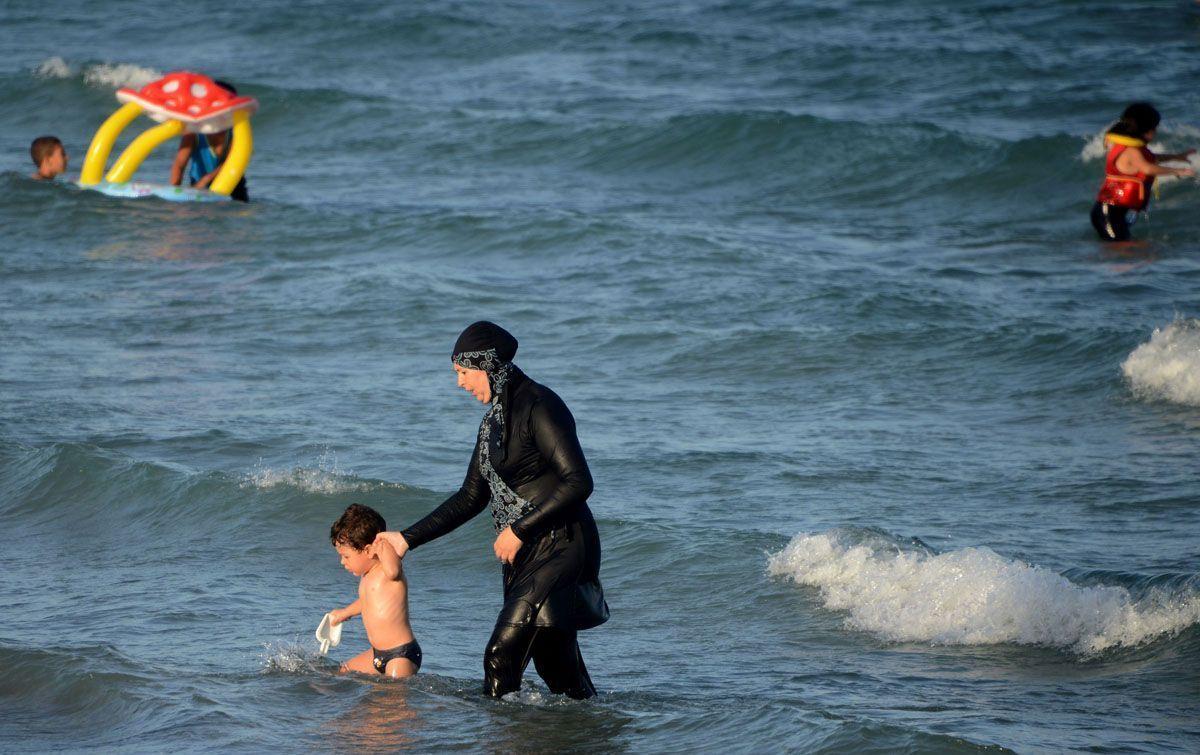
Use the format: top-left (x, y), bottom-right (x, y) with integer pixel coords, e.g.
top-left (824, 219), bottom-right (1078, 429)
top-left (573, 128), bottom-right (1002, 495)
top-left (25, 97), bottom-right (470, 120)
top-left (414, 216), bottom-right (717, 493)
top-left (78, 71), bottom-right (257, 202)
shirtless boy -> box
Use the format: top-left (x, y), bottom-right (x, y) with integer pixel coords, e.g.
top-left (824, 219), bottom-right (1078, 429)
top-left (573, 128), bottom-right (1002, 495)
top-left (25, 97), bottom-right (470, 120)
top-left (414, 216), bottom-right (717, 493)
top-left (328, 504), bottom-right (421, 677)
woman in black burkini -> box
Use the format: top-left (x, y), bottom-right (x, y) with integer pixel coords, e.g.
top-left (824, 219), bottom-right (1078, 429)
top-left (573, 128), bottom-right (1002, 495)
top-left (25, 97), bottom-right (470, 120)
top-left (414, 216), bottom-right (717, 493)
top-left (375, 321), bottom-right (608, 699)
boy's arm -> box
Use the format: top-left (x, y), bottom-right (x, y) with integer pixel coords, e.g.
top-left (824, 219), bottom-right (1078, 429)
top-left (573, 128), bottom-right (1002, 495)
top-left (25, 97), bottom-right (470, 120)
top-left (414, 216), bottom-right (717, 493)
top-left (330, 598), bottom-right (362, 625)
top-left (1158, 149), bottom-right (1196, 163)
top-left (195, 169), bottom-right (219, 189)
top-left (169, 135), bottom-right (196, 186)
top-left (371, 539), bottom-right (402, 581)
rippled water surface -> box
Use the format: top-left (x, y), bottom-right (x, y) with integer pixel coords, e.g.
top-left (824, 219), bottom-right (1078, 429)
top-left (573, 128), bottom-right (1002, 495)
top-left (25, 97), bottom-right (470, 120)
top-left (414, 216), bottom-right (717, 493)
top-left (3, 1), bottom-right (1200, 752)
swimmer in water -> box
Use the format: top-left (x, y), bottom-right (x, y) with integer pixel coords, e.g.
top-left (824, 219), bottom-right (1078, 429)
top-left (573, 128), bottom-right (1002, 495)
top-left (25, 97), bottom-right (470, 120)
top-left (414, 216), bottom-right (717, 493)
top-left (327, 504), bottom-right (421, 678)
top-left (29, 136), bottom-right (67, 181)
top-left (168, 79), bottom-right (250, 202)
top-left (1091, 103), bottom-right (1195, 242)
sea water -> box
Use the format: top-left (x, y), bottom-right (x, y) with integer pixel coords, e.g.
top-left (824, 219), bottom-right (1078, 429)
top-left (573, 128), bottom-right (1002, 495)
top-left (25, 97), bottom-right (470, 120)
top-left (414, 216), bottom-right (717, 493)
top-left (2, 1), bottom-right (1199, 752)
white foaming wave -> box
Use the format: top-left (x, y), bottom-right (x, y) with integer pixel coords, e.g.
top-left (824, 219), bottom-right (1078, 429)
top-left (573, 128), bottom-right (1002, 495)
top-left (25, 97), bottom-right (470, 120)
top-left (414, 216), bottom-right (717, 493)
top-left (34, 56), bottom-right (72, 79)
top-left (260, 641), bottom-right (324, 674)
top-left (33, 56), bottom-right (161, 89)
top-left (241, 451), bottom-right (374, 495)
top-left (1122, 319), bottom-right (1200, 407)
top-left (1079, 130), bottom-right (1109, 162)
top-left (767, 531), bottom-right (1200, 654)
top-left (83, 62), bottom-right (161, 89)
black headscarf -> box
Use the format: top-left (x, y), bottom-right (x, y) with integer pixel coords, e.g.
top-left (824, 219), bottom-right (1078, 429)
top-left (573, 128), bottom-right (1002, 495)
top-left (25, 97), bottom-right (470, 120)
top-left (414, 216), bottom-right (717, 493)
top-left (452, 321), bottom-right (518, 375)
top-left (450, 321), bottom-right (534, 531)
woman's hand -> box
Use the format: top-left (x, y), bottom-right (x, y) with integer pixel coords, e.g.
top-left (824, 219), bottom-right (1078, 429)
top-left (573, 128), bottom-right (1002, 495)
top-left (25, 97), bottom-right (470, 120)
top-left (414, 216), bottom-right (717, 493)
top-left (493, 526), bottom-right (524, 564)
top-left (373, 531), bottom-right (410, 561)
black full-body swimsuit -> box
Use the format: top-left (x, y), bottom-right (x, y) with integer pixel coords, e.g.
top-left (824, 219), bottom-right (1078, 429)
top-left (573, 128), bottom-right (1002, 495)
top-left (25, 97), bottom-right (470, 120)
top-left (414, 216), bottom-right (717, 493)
top-left (401, 367), bottom-right (608, 698)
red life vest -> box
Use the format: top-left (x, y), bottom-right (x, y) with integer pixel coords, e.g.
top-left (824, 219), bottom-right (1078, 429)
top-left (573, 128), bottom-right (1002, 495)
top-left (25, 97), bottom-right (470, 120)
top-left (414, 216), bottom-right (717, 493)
top-left (1096, 137), bottom-right (1155, 210)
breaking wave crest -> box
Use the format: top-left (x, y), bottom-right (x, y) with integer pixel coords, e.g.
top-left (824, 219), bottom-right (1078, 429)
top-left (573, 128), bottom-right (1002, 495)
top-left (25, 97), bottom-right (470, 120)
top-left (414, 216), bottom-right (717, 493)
top-left (34, 56), bottom-right (162, 89)
top-left (240, 450), bottom-right (384, 495)
top-left (767, 528), bottom-right (1200, 655)
top-left (1122, 319), bottom-right (1200, 407)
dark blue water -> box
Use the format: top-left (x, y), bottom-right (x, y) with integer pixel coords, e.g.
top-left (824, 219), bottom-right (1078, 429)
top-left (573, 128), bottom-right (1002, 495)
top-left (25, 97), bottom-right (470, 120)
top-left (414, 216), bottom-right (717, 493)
top-left (3, 1), bottom-right (1200, 751)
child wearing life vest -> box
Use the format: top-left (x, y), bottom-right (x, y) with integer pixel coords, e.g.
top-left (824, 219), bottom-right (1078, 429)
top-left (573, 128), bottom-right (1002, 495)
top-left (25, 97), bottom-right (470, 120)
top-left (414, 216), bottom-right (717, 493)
top-left (167, 79), bottom-right (250, 202)
top-left (1091, 103), bottom-right (1194, 241)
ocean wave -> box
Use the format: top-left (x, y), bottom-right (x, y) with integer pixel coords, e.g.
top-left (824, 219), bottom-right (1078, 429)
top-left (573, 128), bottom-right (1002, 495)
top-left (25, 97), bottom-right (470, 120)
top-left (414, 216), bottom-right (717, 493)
top-left (33, 56), bottom-right (161, 89)
top-left (0, 442), bottom-right (418, 531)
top-left (1122, 319), bottom-right (1200, 407)
top-left (767, 528), bottom-right (1200, 655)
top-left (0, 643), bottom-right (152, 722)
top-left (240, 450), bottom-right (386, 495)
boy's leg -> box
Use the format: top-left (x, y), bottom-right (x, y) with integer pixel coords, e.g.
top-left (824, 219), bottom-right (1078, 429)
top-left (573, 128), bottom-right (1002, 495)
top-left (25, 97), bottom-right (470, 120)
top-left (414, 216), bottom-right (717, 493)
top-left (384, 658), bottom-right (418, 678)
top-left (530, 629), bottom-right (596, 700)
top-left (339, 648), bottom-right (377, 675)
top-left (483, 623), bottom-right (537, 698)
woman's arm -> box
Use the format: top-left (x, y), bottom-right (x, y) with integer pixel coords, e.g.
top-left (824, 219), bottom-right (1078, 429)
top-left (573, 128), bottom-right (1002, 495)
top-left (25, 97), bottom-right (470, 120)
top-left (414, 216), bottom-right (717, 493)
top-left (398, 445), bottom-right (490, 550)
top-left (509, 393), bottom-right (593, 543)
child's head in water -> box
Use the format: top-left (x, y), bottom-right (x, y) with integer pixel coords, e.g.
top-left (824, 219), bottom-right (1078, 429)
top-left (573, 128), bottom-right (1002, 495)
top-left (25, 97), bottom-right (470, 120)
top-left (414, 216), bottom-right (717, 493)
top-left (1109, 103), bottom-right (1161, 141)
top-left (330, 504), bottom-right (386, 577)
top-left (30, 136), bottom-right (67, 180)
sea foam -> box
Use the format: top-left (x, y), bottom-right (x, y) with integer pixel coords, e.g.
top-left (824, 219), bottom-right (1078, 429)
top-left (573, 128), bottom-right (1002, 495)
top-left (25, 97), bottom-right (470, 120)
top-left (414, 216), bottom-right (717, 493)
top-left (34, 56), bottom-right (161, 88)
top-left (767, 530), bottom-right (1200, 654)
top-left (241, 451), bottom-right (373, 495)
top-left (260, 641), bottom-right (324, 674)
top-left (1122, 319), bottom-right (1200, 407)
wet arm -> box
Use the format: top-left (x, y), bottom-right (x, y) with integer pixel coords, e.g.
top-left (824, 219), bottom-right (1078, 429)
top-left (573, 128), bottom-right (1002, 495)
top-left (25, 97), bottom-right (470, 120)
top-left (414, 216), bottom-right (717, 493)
top-left (510, 395), bottom-right (593, 542)
top-left (400, 446), bottom-right (489, 549)
top-left (373, 538), bottom-right (402, 580)
top-left (1155, 148), bottom-right (1195, 163)
top-left (331, 598), bottom-right (362, 625)
top-left (1119, 148), bottom-right (1194, 177)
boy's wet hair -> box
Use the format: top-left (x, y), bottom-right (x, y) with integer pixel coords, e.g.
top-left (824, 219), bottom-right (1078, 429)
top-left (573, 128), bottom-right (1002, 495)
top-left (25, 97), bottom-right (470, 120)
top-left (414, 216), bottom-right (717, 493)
top-left (30, 135), bottom-right (63, 166)
top-left (331, 504), bottom-right (386, 550)
top-left (1109, 102), bottom-right (1161, 139)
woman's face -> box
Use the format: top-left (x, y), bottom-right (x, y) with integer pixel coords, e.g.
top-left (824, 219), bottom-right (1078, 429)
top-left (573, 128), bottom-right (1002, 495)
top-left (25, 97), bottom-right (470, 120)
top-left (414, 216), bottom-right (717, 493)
top-left (454, 362), bottom-right (491, 403)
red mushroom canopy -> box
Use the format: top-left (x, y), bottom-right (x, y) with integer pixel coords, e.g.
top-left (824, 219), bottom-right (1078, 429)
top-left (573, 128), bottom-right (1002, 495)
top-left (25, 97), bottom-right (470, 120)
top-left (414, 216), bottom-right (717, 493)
top-left (116, 71), bottom-right (258, 134)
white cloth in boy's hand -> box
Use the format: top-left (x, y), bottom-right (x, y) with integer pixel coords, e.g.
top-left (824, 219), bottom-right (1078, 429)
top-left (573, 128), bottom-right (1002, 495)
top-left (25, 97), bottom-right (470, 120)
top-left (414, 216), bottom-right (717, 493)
top-left (315, 612), bottom-right (343, 656)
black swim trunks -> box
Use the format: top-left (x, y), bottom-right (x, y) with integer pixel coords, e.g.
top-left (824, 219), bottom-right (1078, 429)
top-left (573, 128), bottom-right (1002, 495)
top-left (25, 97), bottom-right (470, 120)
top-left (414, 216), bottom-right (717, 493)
top-left (372, 639), bottom-right (422, 674)
top-left (1091, 202), bottom-right (1137, 242)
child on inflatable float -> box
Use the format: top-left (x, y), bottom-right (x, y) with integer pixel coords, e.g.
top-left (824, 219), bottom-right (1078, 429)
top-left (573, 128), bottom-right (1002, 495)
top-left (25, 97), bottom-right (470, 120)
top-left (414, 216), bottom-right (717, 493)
top-left (78, 71), bottom-right (255, 203)
top-left (1091, 103), bottom-right (1195, 242)
top-left (168, 79), bottom-right (249, 202)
